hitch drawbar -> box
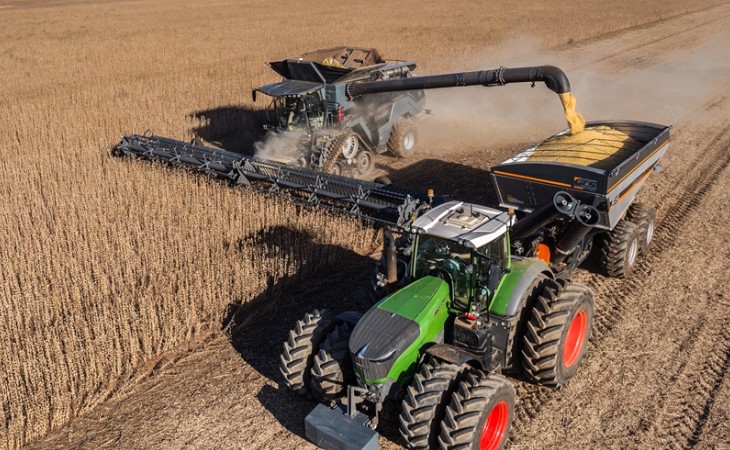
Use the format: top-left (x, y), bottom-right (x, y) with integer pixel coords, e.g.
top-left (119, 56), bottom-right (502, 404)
top-left (305, 404), bottom-right (378, 450)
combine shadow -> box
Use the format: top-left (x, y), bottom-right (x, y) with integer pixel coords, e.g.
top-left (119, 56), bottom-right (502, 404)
top-left (223, 226), bottom-right (406, 442)
top-left (377, 158), bottom-right (501, 207)
top-left (188, 105), bottom-right (269, 155)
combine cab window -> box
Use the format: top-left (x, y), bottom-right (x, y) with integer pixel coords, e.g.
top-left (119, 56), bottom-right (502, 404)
top-left (273, 94), bottom-right (323, 131)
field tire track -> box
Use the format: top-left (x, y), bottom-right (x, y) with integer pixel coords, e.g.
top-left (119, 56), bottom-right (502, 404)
top-left (510, 126), bottom-right (730, 439)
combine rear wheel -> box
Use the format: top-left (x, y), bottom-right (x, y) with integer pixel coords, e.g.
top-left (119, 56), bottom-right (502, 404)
top-left (601, 220), bottom-right (641, 278)
top-left (522, 280), bottom-right (594, 387)
top-left (279, 309), bottom-right (335, 395)
top-left (311, 321), bottom-right (355, 403)
top-left (399, 358), bottom-right (469, 449)
top-left (627, 203), bottom-right (656, 254)
top-left (438, 371), bottom-right (515, 450)
top-left (387, 118), bottom-right (417, 158)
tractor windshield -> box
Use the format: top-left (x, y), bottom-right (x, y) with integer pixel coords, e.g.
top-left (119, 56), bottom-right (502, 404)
top-left (273, 94), bottom-right (323, 131)
top-left (413, 235), bottom-right (507, 311)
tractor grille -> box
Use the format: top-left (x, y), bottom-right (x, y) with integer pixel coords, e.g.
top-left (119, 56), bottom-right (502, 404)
top-left (349, 308), bottom-right (420, 381)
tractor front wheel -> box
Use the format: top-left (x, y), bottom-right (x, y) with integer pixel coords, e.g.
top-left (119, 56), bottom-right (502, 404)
top-left (399, 358), bottom-right (470, 449)
top-left (279, 309), bottom-right (336, 395)
top-left (438, 371), bottom-right (515, 450)
top-left (310, 321), bottom-right (355, 403)
top-left (387, 118), bottom-right (417, 158)
top-left (522, 280), bottom-right (594, 387)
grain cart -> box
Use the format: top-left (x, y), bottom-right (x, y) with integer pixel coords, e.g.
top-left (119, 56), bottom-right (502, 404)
top-left (251, 47), bottom-right (577, 177)
top-left (282, 122), bottom-right (670, 450)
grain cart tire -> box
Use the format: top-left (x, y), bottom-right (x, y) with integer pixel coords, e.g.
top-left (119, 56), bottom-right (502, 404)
top-left (279, 309), bottom-right (336, 395)
top-left (438, 371), bottom-right (515, 450)
top-left (387, 118), bottom-right (417, 158)
top-left (521, 281), bottom-right (594, 387)
top-left (399, 358), bottom-right (470, 449)
top-left (626, 203), bottom-right (656, 255)
top-left (601, 220), bottom-right (641, 278)
top-left (310, 321), bottom-right (355, 403)
top-left (322, 133), bottom-right (358, 173)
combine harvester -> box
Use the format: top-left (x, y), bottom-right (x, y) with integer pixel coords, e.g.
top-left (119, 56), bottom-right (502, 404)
top-left (113, 61), bottom-right (669, 450)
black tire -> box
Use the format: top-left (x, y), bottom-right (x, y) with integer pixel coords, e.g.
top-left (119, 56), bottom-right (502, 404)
top-left (311, 321), bottom-right (355, 403)
top-left (387, 118), bottom-right (417, 158)
top-left (399, 358), bottom-right (470, 449)
top-left (321, 133), bottom-right (358, 172)
top-left (600, 220), bottom-right (641, 278)
top-left (503, 274), bottom-right (548, 372)
top-left (626, 203), bottom-right (656, 255)
top-left (438, 371), bottom-right (515, 450)
top-left (521, 280), bottom-right (594, 387)
top-left (353, 150), bottom-right (375, 176)
top-left (279, 309), bottom-right (336, 395)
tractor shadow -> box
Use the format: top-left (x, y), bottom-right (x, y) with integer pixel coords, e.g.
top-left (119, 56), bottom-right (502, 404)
top-left (188, 105), bottom-right (269, 155)
top-left (223, 226), bottom-right (408, 443)
top-left (375, 158), bottom-right (501, 207)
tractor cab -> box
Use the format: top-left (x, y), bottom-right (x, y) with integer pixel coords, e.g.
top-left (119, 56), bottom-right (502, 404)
top-left (409, 201), bottom-right (514, 314)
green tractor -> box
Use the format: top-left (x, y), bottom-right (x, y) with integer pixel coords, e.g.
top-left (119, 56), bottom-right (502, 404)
top-left (280, 201), bottom-right (594, 450)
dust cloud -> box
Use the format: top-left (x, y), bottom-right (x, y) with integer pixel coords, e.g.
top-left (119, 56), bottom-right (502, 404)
top-left (253, 129), bottom-right (306, 163)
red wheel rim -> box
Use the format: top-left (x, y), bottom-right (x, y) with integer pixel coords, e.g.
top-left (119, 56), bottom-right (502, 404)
top-left (480, 400), bottom-right (509, 450)
top-left (563, 309), bottom-right (588, 368)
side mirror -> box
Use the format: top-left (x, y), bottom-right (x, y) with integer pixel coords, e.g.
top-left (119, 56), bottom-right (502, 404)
top-left (251, 89), bottom-right (257, 102)
top-left (488, 262), bottom-right (502, 292)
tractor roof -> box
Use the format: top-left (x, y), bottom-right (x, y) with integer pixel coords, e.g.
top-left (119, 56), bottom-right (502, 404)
top-left (410, 201), bottom-right (513, 249)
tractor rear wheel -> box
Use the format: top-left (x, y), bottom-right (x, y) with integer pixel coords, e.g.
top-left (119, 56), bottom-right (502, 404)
top-left (521, 280), bottom-right (594, 387)
top-left (387, 118), bottom-right (417, 158)
top-left (438, 371), bottom-right (515, 450)
top-left (626, 203), bottom-right (656, 255)
top-left (310, 321), bottom-right (355, 403)
top-left (600, 220), bottom-right (641, 278)
top-left (399, 358), bottom-right (470, 449)
top-left (279, 309), bottom-right (336, 395)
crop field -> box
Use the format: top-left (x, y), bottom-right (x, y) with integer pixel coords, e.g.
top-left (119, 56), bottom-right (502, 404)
top-left (2, 0), bottom-right (730, 449)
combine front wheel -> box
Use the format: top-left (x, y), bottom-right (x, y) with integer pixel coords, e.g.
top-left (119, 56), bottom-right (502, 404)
top-left (279, 310), bottom-right (336, 395)
top-left (438, 371), bottom-right (515, 450)
top-left (522, 280), bottom-right (594, 387)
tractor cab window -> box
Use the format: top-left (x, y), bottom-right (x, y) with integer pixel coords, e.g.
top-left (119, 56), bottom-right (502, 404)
top-left (413, 235), bottom-right (474, 308)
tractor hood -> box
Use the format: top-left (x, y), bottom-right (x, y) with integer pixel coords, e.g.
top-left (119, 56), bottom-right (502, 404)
top-left (349, 276), bottom-right (450, 384)
top-left (255, 80), bottom-right (324, 98)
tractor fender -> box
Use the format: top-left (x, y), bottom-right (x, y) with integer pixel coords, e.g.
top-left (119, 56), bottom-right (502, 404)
top-left (425, 343), bottom-right (487, 371)
top-left (336, 311), bottom-right (363, 326)
top-left (501, 258), bottom-right (554, 317)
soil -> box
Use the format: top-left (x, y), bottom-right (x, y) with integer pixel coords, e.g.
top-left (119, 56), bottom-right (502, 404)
top-left (28, 3), bottom-right (730, 450)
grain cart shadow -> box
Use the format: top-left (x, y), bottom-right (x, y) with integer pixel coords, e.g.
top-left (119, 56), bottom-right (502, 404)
top-left (223, 225), bottom-right (394, 441)
top-left (188, 106), bottom-right (269, 154)
top-left (377, 158), bottom-right (501, 206)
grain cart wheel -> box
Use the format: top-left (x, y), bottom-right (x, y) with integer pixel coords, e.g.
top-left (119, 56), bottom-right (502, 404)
top-left (279, 309), bottom-right (336, 395)
top-left (387, 118), bottom-right (417, 158)
top-left (601, 220), bottom-right (641, 278)
top-left (354, 150), bottom-right (375, 176)
top-left (399, 358), bottom-right (470, 449)
top-left (310, 321), bottom-right (355, 403)
top-left (321, 133), bottom-right (358, 173)
top-left (521, 280), bottom-right (594, 387)
top-left (626, 203), bottom-right (656, 255)
top-left (438, 371), bottom-right (515, 450)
